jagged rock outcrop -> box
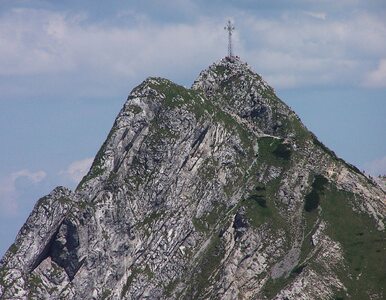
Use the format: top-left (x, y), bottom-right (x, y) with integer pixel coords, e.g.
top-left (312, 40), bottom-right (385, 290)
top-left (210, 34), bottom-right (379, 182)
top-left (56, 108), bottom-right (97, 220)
top-left (1, 57), bottom-right (385, 299)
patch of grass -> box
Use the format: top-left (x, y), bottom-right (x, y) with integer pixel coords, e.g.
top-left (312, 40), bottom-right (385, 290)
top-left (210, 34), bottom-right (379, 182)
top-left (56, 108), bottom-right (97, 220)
top-left (214, 65), bottom-right (227, 76)
top-left (147, 118), bottom-right (178, 145)
top-left (164, 279), bottom-right (179, 297)
top-left (263, 276), bottom-right (293, 299)
top-left (320, 184), bottom-right (386, 298)
top-left (242, 196), bottom-right (271, 228)
top-left (27, 273), bottom-right (43, 293)
top-left (144, 265), bottom-right (154, 279)
top-left (0, 268), bottom-right (10, 292)
top-left (153, 78), bottom-right (255, 158)
top-left (189, 235), bottom-right (225, 298)
top-left (299, 209), bottom-right (319, 263)
top-left (197, 158), bottom-right (218, 182)
top-left (291, 264), bottom-right (306, 275)
top-left (257, 137), bottom-right (291, 167)
top-left (272, 143), bottom-right (291, 160)
top-left (77, 164), bottom-right (105, 189)
top-left (125, 156), bottom-right (145, 188)
top-left (137, 210), bottom-right (164, 236)
top-left (8, 243), bottom-right (18, 254)
top-left (101, 288), bottom-right (112, 300)
top-left (142, 211), bottom-right (163, 227)
top-left (58, 197), bottom-right (72, 205)
top-left (286, 116), bottom-right (310, 144)
top-left (240, 182), bottom-right (285, 229)
top-left (192, 217), bottom-right (208, 234)
top-left (248, 193), bottom-right (267, 208)
top-left (121, 268), bottom-right (140, 298)
top-left (304, 175), bottom-right (328, 212)
top-left (126, 104), bottom-right (142, 114)
top-left (193, 203), bottom-right (225, 234)
top-left (77, 127), bottom-right (118, 189)
top-left (149, 79), bottom-right (208, 119)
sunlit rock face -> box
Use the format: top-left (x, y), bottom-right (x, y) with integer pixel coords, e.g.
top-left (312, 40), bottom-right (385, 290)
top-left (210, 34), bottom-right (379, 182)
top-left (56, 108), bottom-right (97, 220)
top-left (1, 57), bottom-right (385, 300)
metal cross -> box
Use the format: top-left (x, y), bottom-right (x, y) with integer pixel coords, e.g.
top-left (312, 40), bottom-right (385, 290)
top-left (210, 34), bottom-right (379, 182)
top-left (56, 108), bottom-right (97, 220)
top-left (224, 20), bottom-right (235, 57)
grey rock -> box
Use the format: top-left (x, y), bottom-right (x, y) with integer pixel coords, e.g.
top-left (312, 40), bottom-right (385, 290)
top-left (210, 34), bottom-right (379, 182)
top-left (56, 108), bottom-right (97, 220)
top-left (1, 57), bottom-right (385, 300)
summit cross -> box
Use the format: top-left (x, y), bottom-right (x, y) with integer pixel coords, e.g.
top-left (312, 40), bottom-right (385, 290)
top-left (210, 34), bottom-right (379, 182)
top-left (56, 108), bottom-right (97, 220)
top-left (224, 20), bottom-right (235, 57)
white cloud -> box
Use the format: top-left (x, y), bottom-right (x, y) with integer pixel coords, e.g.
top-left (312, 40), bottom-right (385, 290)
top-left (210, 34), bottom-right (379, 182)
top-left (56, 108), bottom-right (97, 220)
top-left (364, 156), bottom-right (386, 176)
top-left (0, 169), bottom-right (46, 215)
top-left (0, 8), bottom-right (225, 78)
top-left (59, 157), bottom-right (93, 183)
top-left (10, 170), bottom-right (46, 183)
top-left (363, 59), bottom-right (386, 88)
top-left (240, 12), bottom-right (386, 88)
top-left (0, 7), bottom-right (385, 92)
top-left (304, 11), bottom-right (327, 20)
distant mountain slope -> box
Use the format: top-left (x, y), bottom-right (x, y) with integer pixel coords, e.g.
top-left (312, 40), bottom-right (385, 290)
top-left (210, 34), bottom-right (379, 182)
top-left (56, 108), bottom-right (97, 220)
top-left (1, 57), bottom-right (385, 300)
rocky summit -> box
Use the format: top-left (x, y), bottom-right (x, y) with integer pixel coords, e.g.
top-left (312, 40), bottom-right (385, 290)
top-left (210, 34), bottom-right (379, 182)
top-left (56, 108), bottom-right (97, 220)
top-left (1, 57), bottom-right (385, 300)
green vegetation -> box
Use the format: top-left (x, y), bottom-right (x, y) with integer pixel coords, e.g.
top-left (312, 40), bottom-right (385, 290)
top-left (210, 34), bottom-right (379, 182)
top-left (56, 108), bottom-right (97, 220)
top-left (164, 279), bottom-right (179, 297)
top-left (214, 65), bottom-right (227, 76)
top-left (193, 203), bottom-right (225, 234)
top-left (215, 109), bottom-right (254, 155)
top-left (151, 79), bottom-right (255, 157)
top-left (27, 273), bottom-right (44, 294)
top-left (263, 174), bottom-right (384, 299)
top-left (101, 288), bottom-right (112, 300)
top-left (119, 265), bottom-right (155, 298)
top-left (77, 125), bottom-right (119, 189)
top-left (320, 185), bottom-right (386, 298)
top-left (257, 137), bottom-right (292, 167)
top-left (241, 186), bottom-right (272, 228)
top-left (58, 197), bottom-right (72, 205)
top-left (272, 143), bottom-right (292, 160)
top-left (147, 117), bottom-right (178, 145)
top-left (239, 180), bottom-right (287, 232)
top-left (8, 243), bottom-right (18, 254)
top-left (77, 165), bottom-right (105, 190)
top-left (149, 79), bottom-right (208, 119)
top-left (50, 263), bottom-right (63, 278)
top-left (197, 158), bottom-right (218, 182)
top-left (291, 264), bottom-right (306, 275)
top-left (139, 211), bottom-right (164, 236)
top-left (304, 175), bottom-right (328, 212)
top-left (188, 235), bottom-right (225, 298)
top-left (0, 268), bottom-right (8, 288)
top-left (125, 156), bottom-right (145, 188)
top-left (286, 116), bottom-right (310, 143)
top-left (121, 268), bottom-right (140, 298)
top-left (142, 211), bottom-right (163, 226)
top-left (263, 276), bottom-right (289, 298)
top-left (143, 265), bottom-right (154, 279)
top-left (126, 104), bottom-right (142, 114)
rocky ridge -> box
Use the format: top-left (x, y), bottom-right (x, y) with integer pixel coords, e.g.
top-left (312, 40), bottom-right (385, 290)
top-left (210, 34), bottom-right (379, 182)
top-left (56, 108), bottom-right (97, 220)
top-left (1, 57), bottom-right (385, 299)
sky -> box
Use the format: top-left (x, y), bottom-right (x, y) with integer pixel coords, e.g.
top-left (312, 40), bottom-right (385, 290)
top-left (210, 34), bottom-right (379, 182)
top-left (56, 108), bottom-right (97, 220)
top-left (0, 0), bottom-right (385, 256)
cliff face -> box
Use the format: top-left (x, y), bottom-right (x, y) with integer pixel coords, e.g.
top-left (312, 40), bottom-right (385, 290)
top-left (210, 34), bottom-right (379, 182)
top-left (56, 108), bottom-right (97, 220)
top-left (1, 57), bottom-right (385, 300)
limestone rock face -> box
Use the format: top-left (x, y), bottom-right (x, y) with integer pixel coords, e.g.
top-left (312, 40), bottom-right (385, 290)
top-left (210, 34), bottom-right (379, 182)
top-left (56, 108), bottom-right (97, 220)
top-left (1, 57), bottom-right (385, 299)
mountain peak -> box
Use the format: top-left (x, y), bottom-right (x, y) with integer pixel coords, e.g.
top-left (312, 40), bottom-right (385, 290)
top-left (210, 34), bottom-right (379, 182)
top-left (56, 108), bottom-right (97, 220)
top-left (192, 57), bottom-right (301, 138)
top-left (1, 56), bottom-right (385, 299)
top-left (210, 56), bottom-right (252, 73)
top-left (192, 56), bottom-right (261, 91)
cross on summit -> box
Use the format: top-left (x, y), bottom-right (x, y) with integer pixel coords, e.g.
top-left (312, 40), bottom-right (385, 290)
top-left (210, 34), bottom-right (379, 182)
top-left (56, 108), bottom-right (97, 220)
top-left (224, 20), bottom-right (235, 57)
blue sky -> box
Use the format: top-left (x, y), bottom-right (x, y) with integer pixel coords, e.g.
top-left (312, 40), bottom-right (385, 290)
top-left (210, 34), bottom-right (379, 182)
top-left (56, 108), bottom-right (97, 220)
top-left (0, 0), bottom-right (385, 255)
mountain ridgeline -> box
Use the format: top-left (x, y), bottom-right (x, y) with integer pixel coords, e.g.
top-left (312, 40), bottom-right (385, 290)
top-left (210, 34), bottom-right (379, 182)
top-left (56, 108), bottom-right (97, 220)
top-left (1, 57), bottom-right (385, 299)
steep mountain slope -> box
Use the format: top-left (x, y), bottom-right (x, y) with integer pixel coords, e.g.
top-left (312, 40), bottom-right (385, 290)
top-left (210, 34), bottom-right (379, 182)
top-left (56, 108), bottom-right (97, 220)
top-left (1, 57), bottom-right (385, 300)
